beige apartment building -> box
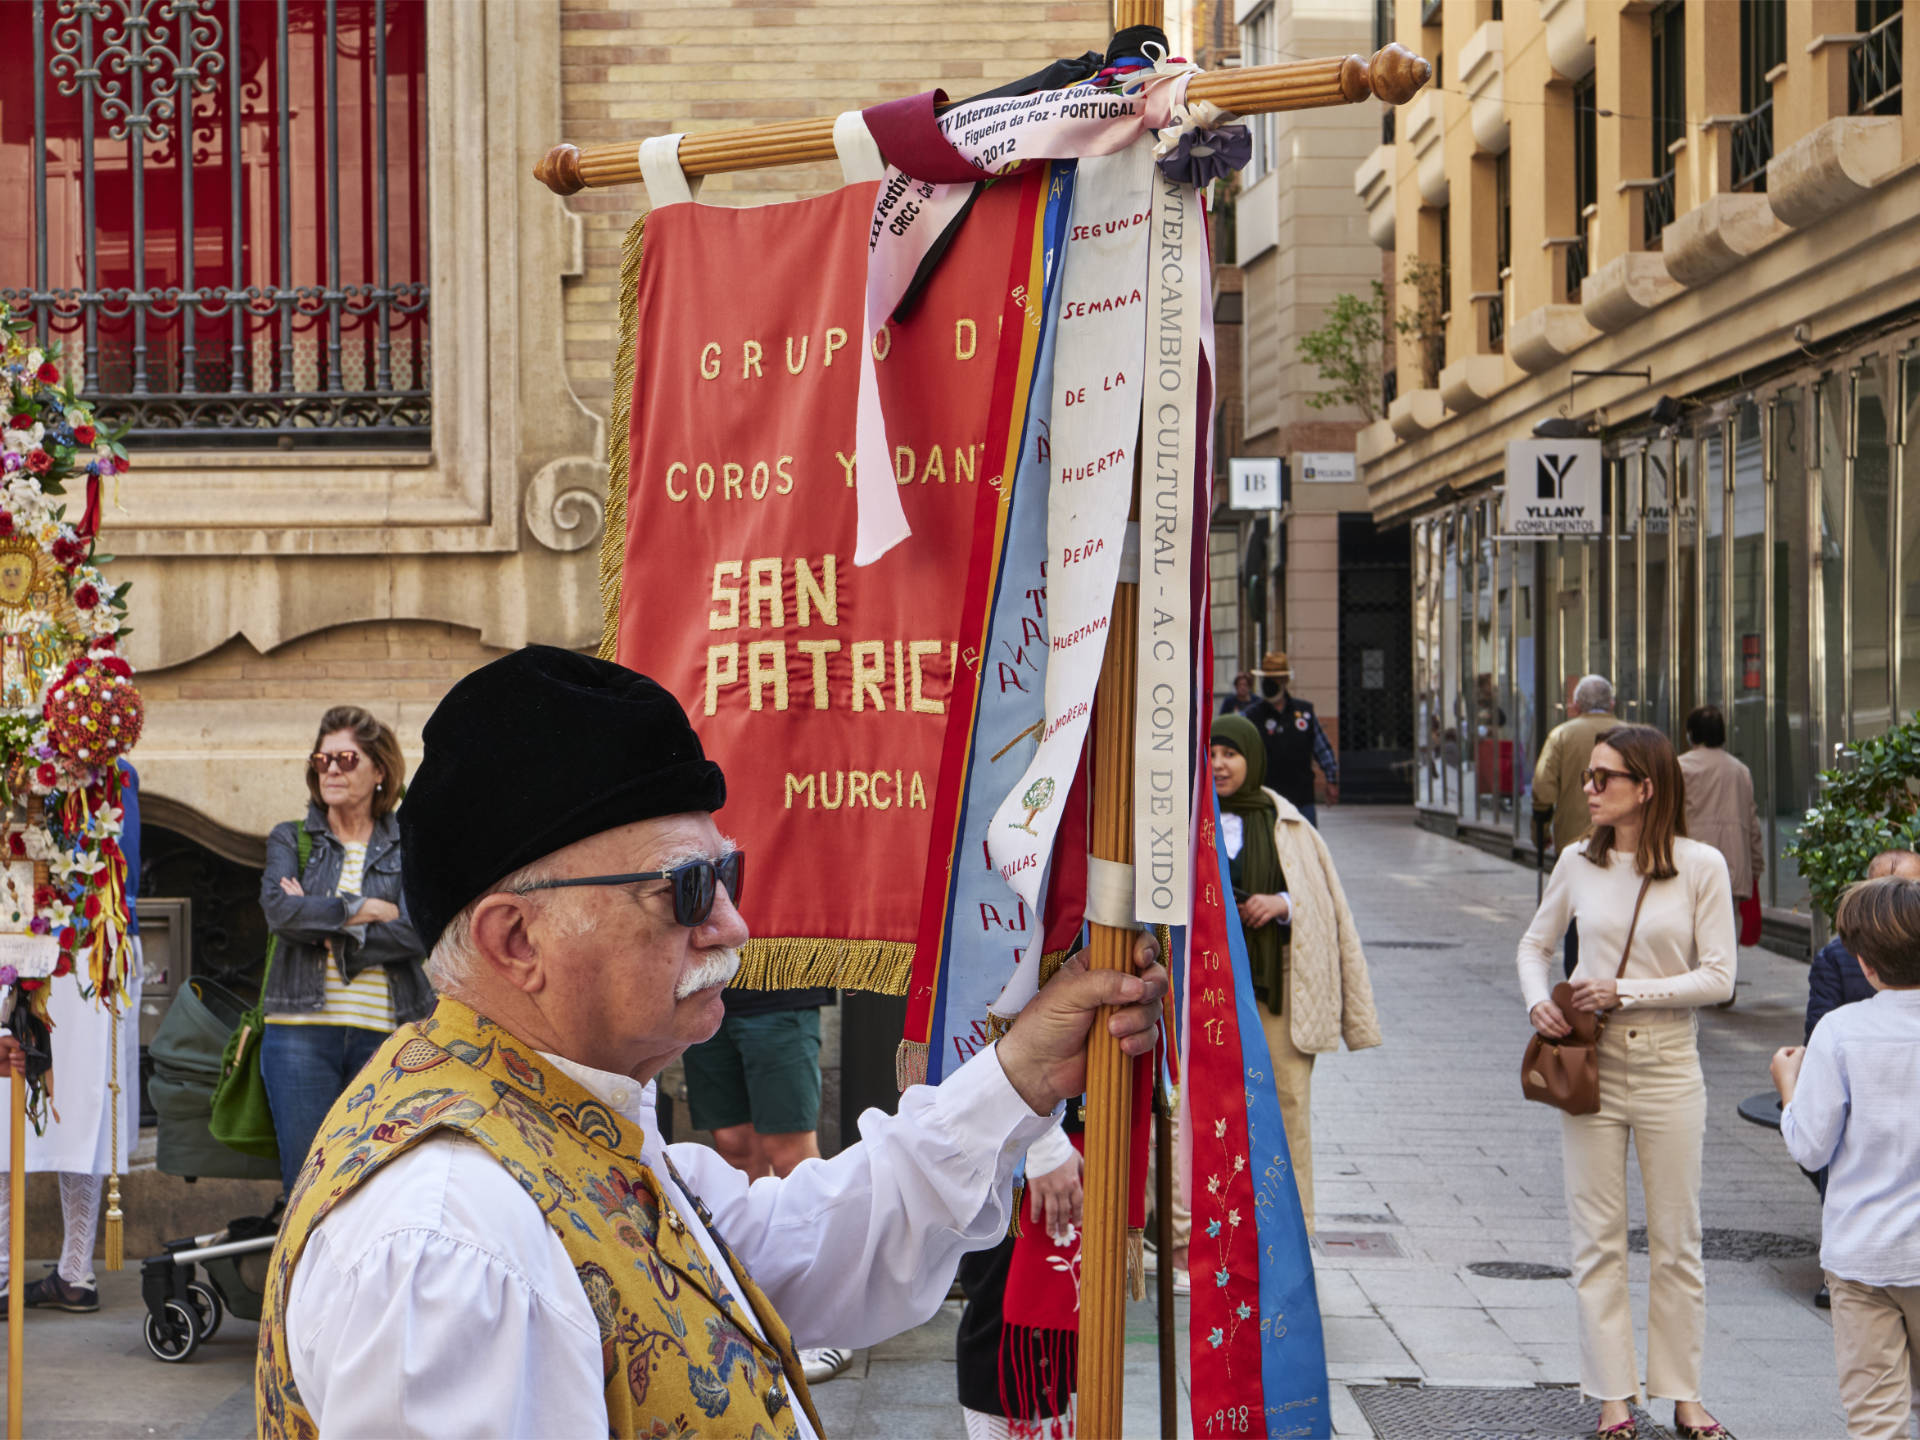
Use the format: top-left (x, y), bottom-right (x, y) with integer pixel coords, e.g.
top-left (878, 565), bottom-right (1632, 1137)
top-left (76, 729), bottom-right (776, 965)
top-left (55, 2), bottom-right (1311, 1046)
top-left (1215, 0), bottom-right (1416, 798)
top-left (1355, 0), bottom-right (1916, 931)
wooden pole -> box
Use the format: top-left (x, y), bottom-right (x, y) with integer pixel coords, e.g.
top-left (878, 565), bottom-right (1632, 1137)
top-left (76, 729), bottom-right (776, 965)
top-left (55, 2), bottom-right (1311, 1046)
top-left (1078, 573), bottom-right (1140, 1439)
top-left (8, 1075), bottom-right (24, 1440)
top-left (533, 45), bottom-right (1429, 195)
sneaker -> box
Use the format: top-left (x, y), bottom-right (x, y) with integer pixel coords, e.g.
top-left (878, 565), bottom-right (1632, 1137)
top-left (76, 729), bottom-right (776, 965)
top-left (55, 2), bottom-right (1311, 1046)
top-left (22, 1273), bottom-right (97, 1313)
top-left (799, 1346), bottom-right (853, 1385)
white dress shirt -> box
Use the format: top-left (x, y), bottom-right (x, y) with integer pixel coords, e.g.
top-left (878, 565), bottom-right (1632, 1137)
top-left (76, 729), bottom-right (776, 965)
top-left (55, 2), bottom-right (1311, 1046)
top-left (1780, 987), bottom-right (1920, 1286)
top-left (285, 1040), bottom-right (1056, 1437)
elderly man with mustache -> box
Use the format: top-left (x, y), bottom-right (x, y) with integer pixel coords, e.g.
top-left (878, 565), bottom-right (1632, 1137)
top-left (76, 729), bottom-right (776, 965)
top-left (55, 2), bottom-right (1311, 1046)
top-left (254, 647), bottom-right (1167, 1440)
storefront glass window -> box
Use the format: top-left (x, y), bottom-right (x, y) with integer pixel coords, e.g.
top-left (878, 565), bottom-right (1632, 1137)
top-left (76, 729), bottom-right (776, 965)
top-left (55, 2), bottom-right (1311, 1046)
top-left (1474, 500), bottom-right (1498, 821)
top-left (1902, 354), bottom-right (1920, 722)
top-left (1730, 404), bottom-right (1769, 877)
top-left (1702, 430), bottom-right (1726, 714)
top-left (1645, 445), bottom-right (1674, 734)
top-left (1414, 521), bottom-right (1435, 807)
top-left (1615, 456), bottom-right (1640, 720)
top-left (1442, 511), bottom-right (1463, 814)
top-left (1512, 539), bottom-right (1537, 836)
top-left (1775, 386), bottom-right (1814, 911)
top-left (1817, 374), bottom-right (1848, 750)
top-left (1852, 357), bottom-right (1893, 740)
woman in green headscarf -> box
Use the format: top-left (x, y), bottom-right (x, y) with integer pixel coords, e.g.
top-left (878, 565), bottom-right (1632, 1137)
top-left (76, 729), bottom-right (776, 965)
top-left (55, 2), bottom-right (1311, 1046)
top-left (1210, 714), bottom-right (1292, 1000)
top-left (1206, 711), bottom-right (1383, 1237)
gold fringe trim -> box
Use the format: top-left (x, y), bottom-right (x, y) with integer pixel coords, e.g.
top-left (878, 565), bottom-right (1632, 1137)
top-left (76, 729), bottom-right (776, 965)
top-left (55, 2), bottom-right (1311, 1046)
top-left (1009, 1182), bottom-right (1026, 1238)
top-left (1036, 946), bottom-right (1072, 988)
top-left (1127, 1228), bottom-right (1146, 1301)
top-left (985, 1012), bottom-right (1015, 1042)
top-left (732, 937), bottom-right (914, 995)
top-left (895, 1040), bottom-right (929, 1091)
top-left (597, 211), bottom-right (649, 661)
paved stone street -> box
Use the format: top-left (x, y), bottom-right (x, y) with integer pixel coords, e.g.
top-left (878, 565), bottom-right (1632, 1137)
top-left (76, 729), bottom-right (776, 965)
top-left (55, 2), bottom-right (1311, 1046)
top-left (0, 809), bottom-right (1858, 1438)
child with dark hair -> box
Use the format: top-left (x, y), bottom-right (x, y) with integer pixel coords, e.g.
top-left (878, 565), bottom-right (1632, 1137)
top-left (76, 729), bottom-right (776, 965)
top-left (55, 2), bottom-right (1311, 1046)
top-left (1774, 876), bottom-right (1920, 1440)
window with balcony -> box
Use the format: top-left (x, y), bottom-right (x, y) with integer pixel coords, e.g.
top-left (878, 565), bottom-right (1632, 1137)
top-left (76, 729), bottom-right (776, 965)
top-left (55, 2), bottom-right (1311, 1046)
top-left (1647, 1), bottom-right (1685, 250)
top-left (0, 0), bottom-right (430, 449)
top-left (1569, 74), bottom-right (1597, 300)
top-left (1438, 202), bottom-right (1452, 371)
top-left (1734, 0), bottom-right (1785, 192)
top-left (1850, 0), bottom-right (1903, 115)
top-left (1243, 5), bottom-right (1276, 181)
top-left (1492, 151), bottom-right (1509, 353)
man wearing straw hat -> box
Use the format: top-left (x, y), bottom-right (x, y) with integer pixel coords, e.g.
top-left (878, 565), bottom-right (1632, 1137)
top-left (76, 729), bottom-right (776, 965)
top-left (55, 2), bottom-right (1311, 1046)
top-left (254, 647), bottom-right (1166, 1439)
top-left (1244, 650), bottom-right (1339, 827)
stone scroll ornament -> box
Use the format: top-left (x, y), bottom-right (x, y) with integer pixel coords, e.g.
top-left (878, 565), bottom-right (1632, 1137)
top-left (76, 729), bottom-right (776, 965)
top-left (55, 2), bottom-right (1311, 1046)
top-left (0, 313), bottom-right (140, 1130)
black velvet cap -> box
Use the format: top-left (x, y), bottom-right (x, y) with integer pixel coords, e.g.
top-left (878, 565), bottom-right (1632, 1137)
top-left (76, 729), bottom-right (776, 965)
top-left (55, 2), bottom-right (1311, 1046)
top-left (400, 646), bottom-right (726, 948)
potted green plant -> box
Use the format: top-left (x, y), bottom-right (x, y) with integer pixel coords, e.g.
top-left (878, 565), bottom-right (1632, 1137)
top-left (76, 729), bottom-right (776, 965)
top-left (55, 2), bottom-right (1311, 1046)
top-left (1784, 717), bottom-right (1920, 918)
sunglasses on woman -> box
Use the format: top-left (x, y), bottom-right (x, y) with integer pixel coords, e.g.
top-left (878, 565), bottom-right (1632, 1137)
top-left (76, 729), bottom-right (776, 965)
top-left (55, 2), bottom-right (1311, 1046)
top-left (1581, 766), bottom-right (1642, 792)
top-left (311, 750), bottom-right (364, 774)
top-left (518, 851), bottom-right (745, 928)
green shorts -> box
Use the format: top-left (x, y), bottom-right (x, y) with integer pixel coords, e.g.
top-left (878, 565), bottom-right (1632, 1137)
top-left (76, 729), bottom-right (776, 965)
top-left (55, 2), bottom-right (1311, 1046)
top-left (682, 1008), bottom-right (823, 1135)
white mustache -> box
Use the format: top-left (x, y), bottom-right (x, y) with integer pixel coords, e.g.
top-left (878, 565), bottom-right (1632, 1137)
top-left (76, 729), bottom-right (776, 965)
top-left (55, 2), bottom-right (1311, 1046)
top-left (675, 948), bottom-right (741, 999)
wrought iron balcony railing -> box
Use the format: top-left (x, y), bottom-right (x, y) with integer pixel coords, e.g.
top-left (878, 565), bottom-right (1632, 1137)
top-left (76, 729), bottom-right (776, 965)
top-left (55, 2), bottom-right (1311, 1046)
top-left (1, 0), bottom-right (432, 450)
top-left (1850, 11), bottom-right (1903, 116)
top-left (1564, 238), bottom-right (1589, 305)
top-left (1643, 171), bottom-right (1676, 251)
top-left (1731, 100), bottom-right (1774, 193)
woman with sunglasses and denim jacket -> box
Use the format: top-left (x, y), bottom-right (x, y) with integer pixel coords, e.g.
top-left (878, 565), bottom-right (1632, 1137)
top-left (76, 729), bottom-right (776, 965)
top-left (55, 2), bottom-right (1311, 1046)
top-left (257, 706), bottom-right (430, 1194)
top-left (1517, 725), bottom-right (1737, 1440)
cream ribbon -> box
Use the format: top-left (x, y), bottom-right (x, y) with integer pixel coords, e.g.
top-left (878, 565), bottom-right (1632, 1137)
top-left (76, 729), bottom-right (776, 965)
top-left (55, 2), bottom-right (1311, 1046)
top-left (832, 111), bottom-right (887, 185)
top-left (638, 133), bottom-right (703, 206)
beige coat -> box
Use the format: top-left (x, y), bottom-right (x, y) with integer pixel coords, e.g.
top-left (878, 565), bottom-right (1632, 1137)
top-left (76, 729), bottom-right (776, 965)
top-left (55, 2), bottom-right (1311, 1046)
top-left (1678, 744), bottom-right (1764, 900)
top-left (1262, 789), bottom-right (1383, 1055)
top-left (1532, 710), bottom-right (1619, 852)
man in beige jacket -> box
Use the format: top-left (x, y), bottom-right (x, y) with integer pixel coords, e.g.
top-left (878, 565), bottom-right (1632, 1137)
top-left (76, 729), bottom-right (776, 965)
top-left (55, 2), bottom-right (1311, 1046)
top-left (1531, 674), bottom-right (1618, 976)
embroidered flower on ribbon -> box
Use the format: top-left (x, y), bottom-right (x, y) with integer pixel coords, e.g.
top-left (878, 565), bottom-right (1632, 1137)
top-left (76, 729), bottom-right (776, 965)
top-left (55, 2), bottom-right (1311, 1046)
top-left (1227, 1208), bottom-right (1242, 1229)
top-left (1213, 1119), bottom-right (1228, 1139)
top-left (1207, 1327), bottom-right (1225, 1350)
top-left (1206, 1218), bottom-right (1222, 1238)
top-left (1235, 1302), bottom-right (1252, 1321)
top-left (1214, 1268), bottom-right (1230, 1289)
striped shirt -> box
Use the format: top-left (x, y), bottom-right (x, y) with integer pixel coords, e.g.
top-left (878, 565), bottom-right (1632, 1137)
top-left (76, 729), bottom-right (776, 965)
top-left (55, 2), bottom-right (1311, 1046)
top-left (268, 841), bottom-right (397, 1034)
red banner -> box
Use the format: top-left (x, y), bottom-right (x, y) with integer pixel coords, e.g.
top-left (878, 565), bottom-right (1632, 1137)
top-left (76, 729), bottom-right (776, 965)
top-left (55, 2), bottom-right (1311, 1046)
top-left (615, 178), bottom-right (1042, 989)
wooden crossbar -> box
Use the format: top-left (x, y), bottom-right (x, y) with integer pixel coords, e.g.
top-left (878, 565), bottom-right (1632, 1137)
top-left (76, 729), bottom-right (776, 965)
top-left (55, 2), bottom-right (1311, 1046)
top-left (533, 45), bottom-right (1428, 195)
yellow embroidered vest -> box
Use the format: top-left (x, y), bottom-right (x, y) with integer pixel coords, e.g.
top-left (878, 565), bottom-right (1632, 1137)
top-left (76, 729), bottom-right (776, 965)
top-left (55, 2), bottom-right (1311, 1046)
top-left (255, 999), bottom-right (825, 1439)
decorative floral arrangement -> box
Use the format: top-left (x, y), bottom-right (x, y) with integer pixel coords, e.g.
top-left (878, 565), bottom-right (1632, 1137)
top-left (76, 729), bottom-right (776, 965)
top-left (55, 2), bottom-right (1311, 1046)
top-left (0, 315), bottom-right (139, 1110)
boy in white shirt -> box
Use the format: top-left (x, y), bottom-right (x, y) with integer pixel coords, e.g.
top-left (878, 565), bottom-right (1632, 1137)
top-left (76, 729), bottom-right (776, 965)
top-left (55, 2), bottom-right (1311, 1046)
top-left (1773, 876), bottom-right (1920, 1440)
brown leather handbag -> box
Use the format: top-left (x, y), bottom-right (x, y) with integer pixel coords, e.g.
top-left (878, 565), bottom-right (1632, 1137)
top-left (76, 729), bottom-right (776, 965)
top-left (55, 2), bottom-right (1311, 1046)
top-left (1522, 877), bottom-right (1653, 1115)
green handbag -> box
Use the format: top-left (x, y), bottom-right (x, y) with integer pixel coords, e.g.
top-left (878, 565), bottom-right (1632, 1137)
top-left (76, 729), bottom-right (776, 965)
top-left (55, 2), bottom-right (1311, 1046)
top-left (209, 822), bottom-right (312, 1163)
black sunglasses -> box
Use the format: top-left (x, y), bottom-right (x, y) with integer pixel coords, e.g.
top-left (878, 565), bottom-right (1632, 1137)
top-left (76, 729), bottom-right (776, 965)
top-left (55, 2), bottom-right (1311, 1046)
top-left (518, 851), bottom-right (744, 928)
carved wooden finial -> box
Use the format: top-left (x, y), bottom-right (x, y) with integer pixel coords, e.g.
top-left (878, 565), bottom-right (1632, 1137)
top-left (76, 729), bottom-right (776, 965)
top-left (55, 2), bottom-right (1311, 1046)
top-left (1366, 42), bottom-right (1431, 106)
top-left (534, 143), bottom-right (585, 196)
top-left (1339, 54), bottom-right (1371, 104)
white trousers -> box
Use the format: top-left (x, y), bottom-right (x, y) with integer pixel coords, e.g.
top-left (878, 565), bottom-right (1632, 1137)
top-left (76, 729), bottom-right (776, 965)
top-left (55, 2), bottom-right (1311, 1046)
top-left (1560, 1012), bottom-right (1707, 1403)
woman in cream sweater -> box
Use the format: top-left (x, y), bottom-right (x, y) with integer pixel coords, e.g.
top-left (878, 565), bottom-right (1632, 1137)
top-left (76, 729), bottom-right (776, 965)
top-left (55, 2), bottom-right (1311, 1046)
top-left (1519, 724), bottom-right (1736, 1440)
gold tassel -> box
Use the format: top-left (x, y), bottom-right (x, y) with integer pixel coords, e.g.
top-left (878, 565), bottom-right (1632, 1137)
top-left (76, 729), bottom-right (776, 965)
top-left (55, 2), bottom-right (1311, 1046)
top-left (103, 1009), bottom-right (123, 1270)
top-left (1126, 1227), bottom-right (1145, 1301)
top-left (1008, 1182), bottom-right (1026, 1239)
top-left (895, 1040), bottom-right (928, 1091)
top-left (731, 937), bottom-right (915, 995)
top-left (597, 211), bottom-right (648, 661)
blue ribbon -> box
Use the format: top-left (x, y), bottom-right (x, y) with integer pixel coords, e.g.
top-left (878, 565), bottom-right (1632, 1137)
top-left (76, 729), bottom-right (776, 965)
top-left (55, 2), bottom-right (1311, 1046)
top-left (926, 163), bottom-right (1079, 1083)
top-left (1211, 789), bottom-right (1329, 1437)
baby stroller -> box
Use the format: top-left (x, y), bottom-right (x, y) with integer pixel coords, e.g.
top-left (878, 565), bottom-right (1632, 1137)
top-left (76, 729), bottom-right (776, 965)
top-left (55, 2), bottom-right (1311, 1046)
top-left (141, 974), bottom-right (285, 1362)
top-left (140, 1206), bottom-right (281, 1362)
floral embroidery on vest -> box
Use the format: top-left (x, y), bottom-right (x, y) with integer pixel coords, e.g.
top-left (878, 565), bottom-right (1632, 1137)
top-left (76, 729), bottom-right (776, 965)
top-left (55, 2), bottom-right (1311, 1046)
top-left (256, 997), bottom-right (825, 1439)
